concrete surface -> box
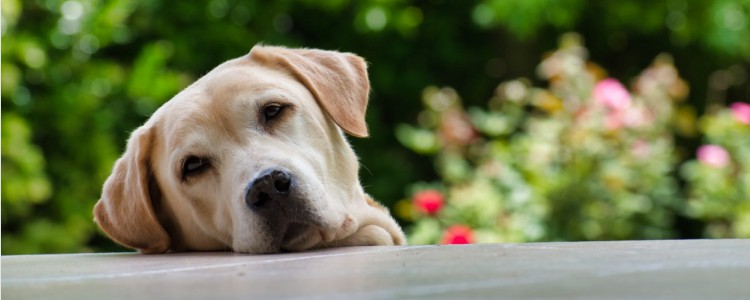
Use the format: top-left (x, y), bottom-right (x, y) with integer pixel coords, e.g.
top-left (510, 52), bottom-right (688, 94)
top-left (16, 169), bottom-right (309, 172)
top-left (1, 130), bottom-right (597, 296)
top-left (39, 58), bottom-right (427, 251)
top-left (2, 239), bottom-right (749, 299)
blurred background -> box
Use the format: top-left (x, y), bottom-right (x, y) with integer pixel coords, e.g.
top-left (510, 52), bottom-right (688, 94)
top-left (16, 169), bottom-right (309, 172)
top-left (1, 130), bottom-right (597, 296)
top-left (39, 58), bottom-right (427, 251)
top-left (2, 0), bottom-right (749, 253)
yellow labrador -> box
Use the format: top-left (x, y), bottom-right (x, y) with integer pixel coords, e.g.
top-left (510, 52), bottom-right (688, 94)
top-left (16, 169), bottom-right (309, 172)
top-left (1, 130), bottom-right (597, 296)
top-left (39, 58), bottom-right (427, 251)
top-left (94, 45), bottom-right (406, 254)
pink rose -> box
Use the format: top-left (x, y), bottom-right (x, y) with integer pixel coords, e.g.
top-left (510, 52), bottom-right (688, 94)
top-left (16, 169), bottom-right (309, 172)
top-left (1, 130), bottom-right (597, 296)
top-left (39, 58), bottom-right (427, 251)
top-left (441, 225), bottom-right (474, 244)
top-left (697, 144), bottom-right (730, 168)
top-left (605, 106), bottom-right (650, 130)
top-left (413, 190), bottom-right (444, 215)
top-left (731, 102), bottom-right (750, 125)
top-left (594, 78), bottom-right (632, 111)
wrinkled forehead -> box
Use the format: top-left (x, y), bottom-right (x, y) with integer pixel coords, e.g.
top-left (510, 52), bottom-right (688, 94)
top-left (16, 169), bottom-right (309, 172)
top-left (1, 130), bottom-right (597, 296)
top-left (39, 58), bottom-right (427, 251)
top-left (197, 57), bottom-right (313, 108)
top-left (202, 58), bottom-right (297, 99)
top-left (151, 56), bottom-right (316, 148)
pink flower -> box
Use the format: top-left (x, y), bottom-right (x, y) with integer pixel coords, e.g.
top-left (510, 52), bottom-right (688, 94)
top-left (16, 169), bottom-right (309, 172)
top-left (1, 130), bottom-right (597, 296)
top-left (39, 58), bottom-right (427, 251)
top-left (605, 111), bottom-right (625, 130)
top-left (413, 190), bottom-right (444, 215)
top-left (441, 225), bottom-right (473, 244)
top-left (440, 109), bottom-right (478, 146)
top-left (631, 139), bottom-right (650, 158)
top-left (621, 105), bottom-right (651, 128)
top-left (594, 78), bottom-right (632, 111)
top-left (731, 102), bottom-right (750, 125)
top-left (605, 107), bottom-right (647, 131)
top-left (697, 145), bottom-right (730, 168)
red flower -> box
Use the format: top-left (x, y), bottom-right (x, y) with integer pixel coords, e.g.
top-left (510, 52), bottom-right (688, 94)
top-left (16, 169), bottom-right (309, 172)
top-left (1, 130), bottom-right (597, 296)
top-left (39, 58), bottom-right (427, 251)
top-left (413, 190), bottom-right (444, 215)
top-left (441, 225), bottom-right (474, 244)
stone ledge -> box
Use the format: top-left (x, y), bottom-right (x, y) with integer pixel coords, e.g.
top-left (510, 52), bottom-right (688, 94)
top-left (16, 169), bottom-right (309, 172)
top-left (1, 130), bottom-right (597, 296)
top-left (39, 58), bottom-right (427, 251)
top-left (3, 239), bottom-right (749, 299)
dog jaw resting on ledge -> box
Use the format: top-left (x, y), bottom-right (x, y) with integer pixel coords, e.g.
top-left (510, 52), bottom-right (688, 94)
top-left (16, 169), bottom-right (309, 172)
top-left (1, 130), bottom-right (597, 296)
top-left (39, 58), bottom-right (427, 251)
top-left (93, 45), bottom-right (406, 254)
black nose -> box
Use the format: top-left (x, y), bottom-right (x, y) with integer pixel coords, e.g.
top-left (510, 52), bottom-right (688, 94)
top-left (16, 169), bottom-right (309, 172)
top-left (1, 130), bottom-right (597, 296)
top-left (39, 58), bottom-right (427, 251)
top-left (245, 169), bottom-right (293, 210)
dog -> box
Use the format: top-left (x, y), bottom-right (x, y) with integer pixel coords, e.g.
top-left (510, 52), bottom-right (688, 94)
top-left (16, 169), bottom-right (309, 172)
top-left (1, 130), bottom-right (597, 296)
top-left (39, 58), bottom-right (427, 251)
top-left (93, 45), bottom-right (406, 254)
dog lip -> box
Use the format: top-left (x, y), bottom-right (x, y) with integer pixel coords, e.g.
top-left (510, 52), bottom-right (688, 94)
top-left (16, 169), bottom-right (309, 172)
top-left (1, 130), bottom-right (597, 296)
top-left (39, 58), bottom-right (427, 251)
top-left (282, 222), bottom-right (311, 244)
top-left (320, 229), bottom-right (335, 243)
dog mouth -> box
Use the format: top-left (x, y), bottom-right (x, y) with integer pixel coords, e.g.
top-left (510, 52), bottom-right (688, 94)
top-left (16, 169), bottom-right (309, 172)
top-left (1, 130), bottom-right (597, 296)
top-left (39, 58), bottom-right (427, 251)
top-left (278, 221), bottom-right (323, 252)
top-left (283, 222), bottom-right (312, 244)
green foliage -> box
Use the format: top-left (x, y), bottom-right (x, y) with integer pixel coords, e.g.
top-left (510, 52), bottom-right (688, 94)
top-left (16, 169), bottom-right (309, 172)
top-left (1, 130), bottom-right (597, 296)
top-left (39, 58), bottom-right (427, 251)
top-left (399, 35), bottom-right (749, 244)
top-left (2, 114), bottom-right (52, 218)
top-left (473, 0), bottom-right (585, 36)
top-left (681, 108), bottom-right (750, 237)
top-left (474, 0), bottom-right (750, 60)
top-left (2, 0), bottom-right (749, 253)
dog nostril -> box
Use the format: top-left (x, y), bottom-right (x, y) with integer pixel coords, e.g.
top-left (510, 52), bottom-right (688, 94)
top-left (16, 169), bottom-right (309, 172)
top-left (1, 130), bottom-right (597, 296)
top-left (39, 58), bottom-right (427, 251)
top-left (252, 192), bottom-right (270, 208)
top-left (272, 171), bottom-right (291, 193)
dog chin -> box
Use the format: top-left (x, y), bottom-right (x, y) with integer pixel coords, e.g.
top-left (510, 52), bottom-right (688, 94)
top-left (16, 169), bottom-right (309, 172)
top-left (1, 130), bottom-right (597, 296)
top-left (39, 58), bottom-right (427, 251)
top-left (232, 221), bottom-right (328, 254)
top-left (279, 222), bottom-right (327, 252)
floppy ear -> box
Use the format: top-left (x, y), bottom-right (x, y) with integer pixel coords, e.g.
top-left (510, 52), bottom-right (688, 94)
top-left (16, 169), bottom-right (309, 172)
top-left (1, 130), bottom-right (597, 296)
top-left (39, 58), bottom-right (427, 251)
top-left (93, 125), bottom-right (170, 254)
top-left (249, 45), bottom-right (371, 138)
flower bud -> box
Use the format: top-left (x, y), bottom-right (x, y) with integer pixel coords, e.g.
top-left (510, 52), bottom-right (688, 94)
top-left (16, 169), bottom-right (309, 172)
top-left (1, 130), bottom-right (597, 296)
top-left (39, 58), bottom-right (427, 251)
top-left (441, 225), bottom-right (473, 244)
top-left (413, 189), bottom-right (444, 215)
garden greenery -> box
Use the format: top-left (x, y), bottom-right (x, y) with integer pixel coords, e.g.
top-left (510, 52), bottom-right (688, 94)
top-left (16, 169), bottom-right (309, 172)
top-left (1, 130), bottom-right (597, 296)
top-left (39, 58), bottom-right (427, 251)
top-left (398, 34), bottom-right (750, 244)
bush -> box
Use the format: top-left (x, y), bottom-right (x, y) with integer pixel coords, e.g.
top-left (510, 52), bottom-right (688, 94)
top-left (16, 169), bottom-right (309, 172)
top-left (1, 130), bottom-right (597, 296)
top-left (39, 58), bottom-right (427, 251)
top-left (397, 34), bottom-right (750, 244)
top-left (681, 103), bottom-right (750, 237)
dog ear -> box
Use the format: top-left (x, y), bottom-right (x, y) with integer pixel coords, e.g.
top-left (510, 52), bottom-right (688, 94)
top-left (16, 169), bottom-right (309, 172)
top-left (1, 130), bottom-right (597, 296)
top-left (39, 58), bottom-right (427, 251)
top-left (249, 45), bottom-right (371, 138)
top-left (93, 125), bottom-right (170, 254)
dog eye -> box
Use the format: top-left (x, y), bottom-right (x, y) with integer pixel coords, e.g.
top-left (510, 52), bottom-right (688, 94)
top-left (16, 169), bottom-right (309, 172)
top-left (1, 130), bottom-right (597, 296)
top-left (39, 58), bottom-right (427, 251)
top-left (263, 104), bottom-right (284, 121)
top-left (182, 156), bottom-right (210, 179)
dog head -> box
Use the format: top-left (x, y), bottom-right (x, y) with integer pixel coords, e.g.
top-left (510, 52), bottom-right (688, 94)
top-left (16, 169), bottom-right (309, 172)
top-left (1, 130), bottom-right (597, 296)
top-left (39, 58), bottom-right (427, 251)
top-left (94, 45), bottom-right (405, 253)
